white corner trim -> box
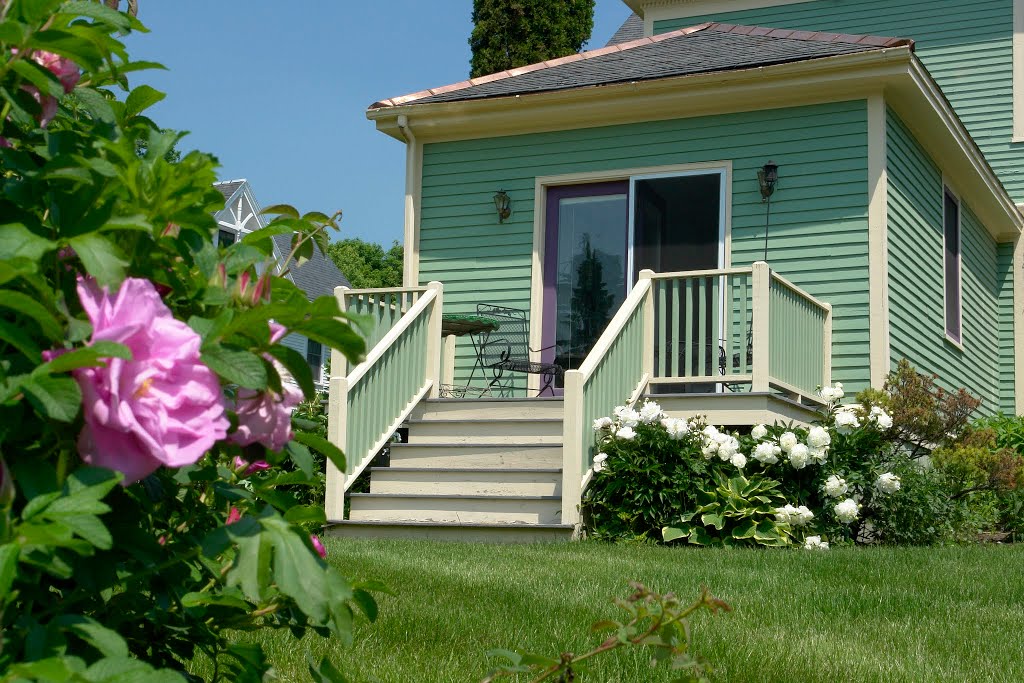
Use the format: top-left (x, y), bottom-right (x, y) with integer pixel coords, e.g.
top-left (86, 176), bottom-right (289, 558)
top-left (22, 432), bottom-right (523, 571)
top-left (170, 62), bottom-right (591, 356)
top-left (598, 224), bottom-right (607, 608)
top-left (1014, 234), bottom-right (1024, 413)
top-left (397, 116), bottom-right (422, 287)
top-left (1014, 1), bottom-right (1024, 141)
top-left (867, 95), bottom-right (890, 388)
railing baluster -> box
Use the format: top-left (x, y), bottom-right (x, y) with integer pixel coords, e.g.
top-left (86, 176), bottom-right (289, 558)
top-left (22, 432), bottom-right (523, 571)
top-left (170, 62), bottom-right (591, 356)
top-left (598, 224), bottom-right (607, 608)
top-left (671, 278), bottom-right (680, 378)
top-left (684, 279), bottom-right (693, 377)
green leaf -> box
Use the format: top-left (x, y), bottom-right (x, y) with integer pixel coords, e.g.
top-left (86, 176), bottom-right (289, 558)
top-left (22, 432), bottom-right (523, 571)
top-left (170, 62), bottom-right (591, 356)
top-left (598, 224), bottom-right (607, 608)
top-left (0, 224), bottom-right (57, 260)
top-left (689, 526), bottom-right (714, 546)
top-left (21, 374), bottom-right (82, 422)
top-left (0, 544), bottom-right (19, 598)
top-left (307, 655), bottom-right (347, 683)
top-left (0, 318), bottom-right (42, 361)
top-left (73, 87), bottom-right (116, 125)
top-left (11, 59), bottom-right (64, 98)
top-left (292, 318), bottom-right (365, 366)
top-left (123, 84), bottom-right (166, 119)
top-left (69, 233), bottom-right (128, 286)
top-left (37, 341), bottom-right (131, 375)
top-left (55, 614), bottom-right (129, 658)
top-left (662, 526), bottom-right (689, 543)
top-left (732, 519), bottom-right (757, 540)
top-left (285, 441), bottom-right (316, 478)
top-left (180, 592), bottom-right (251, 611)
top-left (201, 346), bottom-right (267, 390)
top-left (701, 511), bottom-right (725, 530)
top-left (58, 1), bottom-right (135, 31)
top-left (61, 515), bottom-right (112, 550)
top-left (284, 505), bottom-right (327, 525)
top-left (293, 431), bottom-right (345, 473)
top-left (351, 588), bottom-right (378, 622)
top-left (262, 204), bottom-right (300, 219)
top-left (266, 343), bottom-right (315, 400)
top-left (263, 514), bottom-right (330, 622)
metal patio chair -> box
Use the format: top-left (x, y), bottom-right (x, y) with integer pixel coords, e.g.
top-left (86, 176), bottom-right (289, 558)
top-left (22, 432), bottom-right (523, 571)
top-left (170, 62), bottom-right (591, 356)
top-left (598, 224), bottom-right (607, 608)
top-left (475, 304), bottom-right (564, 396)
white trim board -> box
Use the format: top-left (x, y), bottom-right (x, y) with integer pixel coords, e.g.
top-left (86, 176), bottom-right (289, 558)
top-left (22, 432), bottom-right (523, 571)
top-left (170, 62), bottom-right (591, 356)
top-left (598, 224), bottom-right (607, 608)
top-left (635, 0), bottom-right (818, 36)
top-left (867, 95), bottom-right (890, 387)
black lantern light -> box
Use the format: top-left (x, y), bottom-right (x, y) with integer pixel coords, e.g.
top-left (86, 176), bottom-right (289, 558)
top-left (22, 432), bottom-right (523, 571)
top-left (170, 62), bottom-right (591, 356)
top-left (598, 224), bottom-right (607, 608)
top-left (757, 161), bottom-right (779, 202)
top-left (758, 161), bottom-right (779, 262)
top-left (493, 190), bottom-right (512, 223)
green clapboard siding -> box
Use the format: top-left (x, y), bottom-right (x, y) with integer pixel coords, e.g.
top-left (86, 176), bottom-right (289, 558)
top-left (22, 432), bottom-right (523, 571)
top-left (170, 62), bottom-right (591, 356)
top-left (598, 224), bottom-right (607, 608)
top-left (886, 108), bottom-right (1006, 414)
top-left (655, 0), bottom-right (1024, 203)
top-left (419, 101), bottom-right (871, 393)
top-left (997, 242), bottom-right (1016, 414)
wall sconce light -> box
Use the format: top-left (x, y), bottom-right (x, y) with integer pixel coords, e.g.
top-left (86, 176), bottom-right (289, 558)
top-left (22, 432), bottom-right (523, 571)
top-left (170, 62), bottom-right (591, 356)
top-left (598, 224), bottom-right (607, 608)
top-left (758, 161), bottom-right (779, 262)
top-left (757, 161), bottom-right (779, 202)
top-left (493, 190), bottom-right (512, 223)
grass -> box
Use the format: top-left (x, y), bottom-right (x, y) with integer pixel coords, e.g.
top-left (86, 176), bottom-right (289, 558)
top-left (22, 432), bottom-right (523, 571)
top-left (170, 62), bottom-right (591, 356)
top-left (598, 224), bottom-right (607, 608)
top-left (231, 539), bottom-right (1024, 682)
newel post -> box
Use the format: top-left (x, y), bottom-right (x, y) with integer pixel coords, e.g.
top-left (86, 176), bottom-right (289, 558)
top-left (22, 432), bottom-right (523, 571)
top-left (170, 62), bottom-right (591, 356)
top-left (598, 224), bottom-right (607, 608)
top-left (325, 285), bottom-right (351, 521)
top-left (561, 369), bottom-right (584, 528)
top-left (822, 302), bottom-right (833, 388)
top-left (751, 261), bottom-right (771, 393)
top-left (639, 269), bottom-right (655, 381)
top-left (425, 281), bottom-right (443, 398)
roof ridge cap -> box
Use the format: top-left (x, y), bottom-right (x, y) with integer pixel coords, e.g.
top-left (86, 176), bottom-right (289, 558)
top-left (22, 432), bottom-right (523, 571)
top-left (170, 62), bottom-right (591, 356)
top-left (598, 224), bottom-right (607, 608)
top-left (370, 22), bottom-right (716, 109)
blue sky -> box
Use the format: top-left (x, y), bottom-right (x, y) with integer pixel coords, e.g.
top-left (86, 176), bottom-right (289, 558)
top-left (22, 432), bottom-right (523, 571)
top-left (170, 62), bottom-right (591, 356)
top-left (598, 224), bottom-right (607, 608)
top-left (124, 1), bottom-right (634, 246)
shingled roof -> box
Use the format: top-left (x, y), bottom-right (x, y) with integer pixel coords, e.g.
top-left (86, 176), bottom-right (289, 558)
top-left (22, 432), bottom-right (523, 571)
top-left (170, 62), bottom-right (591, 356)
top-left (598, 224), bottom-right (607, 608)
top-left (370, 23), bottom-right (913, 109)
top-left (606, 13), bottom-right (643, 46)
top-left (271, 233), bottom-right (352, 301)
top-left (214, 179), bottom-right (245, 202)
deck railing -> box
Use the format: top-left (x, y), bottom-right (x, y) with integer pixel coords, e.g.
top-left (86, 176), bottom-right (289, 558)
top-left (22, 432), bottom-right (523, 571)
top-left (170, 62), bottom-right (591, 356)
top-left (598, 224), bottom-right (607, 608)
top-left (560, 262), bottom-right (831, 526)
top-left (561, 270), bottom-right (654, 526)
top-left (325, 282), bottom-right (442, 521)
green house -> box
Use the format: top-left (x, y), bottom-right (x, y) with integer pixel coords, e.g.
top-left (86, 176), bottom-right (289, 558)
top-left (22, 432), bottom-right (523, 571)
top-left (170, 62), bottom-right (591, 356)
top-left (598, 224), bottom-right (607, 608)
top-left (325, 0), bottom-right (1024, 541)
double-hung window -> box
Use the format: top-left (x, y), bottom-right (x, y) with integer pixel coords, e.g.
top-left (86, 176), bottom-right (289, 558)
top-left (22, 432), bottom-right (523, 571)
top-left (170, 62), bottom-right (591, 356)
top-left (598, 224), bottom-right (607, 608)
top-left (306, 340), bottom-right (323, 384)
top-left (943, 188), bottom-right (962, 345)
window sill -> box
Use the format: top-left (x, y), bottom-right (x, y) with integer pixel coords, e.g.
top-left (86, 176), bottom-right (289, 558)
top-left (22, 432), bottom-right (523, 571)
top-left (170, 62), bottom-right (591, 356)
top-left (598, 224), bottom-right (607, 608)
top-left (944, 333), bottom-right (965, 352)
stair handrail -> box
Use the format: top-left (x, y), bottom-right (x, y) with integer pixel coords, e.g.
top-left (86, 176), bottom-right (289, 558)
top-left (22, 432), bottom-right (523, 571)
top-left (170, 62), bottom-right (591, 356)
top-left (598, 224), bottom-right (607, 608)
top-left (325, 281), bottom-right (443, 521)
top-left (561, 269), bottom-right (655, 528)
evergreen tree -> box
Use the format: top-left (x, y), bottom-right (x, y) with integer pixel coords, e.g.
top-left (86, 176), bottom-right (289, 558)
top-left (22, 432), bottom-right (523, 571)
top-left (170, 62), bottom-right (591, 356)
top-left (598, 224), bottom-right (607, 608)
top-left (569, 236), bottom-right (614, 354)
top-left (469, 0), bottom-right (595, 78)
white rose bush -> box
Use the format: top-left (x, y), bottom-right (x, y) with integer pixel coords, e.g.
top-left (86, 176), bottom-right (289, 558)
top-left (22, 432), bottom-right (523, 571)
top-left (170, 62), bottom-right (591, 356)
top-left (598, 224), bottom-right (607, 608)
top-left (582, 383), bottom-right (949, 547)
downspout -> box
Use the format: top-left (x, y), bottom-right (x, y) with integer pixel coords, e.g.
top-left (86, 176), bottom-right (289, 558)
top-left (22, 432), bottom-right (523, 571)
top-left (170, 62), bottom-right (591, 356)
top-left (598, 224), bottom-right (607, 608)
top-left (397, 115), bottom-right (420, 287)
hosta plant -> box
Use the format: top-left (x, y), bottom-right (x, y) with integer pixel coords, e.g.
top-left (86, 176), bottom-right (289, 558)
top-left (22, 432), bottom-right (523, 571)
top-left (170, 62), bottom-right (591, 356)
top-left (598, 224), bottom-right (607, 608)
top-left (663, 472), bottom-right (793, 547)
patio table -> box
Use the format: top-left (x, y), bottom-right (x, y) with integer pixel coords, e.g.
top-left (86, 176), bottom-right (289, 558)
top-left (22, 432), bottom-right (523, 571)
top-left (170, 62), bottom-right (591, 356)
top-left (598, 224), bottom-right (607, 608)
top-left (440, 313), bottom-right (499, 397)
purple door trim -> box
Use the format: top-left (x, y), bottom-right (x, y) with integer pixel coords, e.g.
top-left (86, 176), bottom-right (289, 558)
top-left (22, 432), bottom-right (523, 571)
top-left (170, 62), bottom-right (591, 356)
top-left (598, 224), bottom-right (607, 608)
top-left (541, 181), bottom-right (630, 372)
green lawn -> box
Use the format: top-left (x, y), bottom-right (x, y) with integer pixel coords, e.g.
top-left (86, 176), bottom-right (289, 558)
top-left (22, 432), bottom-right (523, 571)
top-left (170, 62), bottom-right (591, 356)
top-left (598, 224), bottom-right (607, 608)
top-left (239, 539), bottom-right (1024, 682)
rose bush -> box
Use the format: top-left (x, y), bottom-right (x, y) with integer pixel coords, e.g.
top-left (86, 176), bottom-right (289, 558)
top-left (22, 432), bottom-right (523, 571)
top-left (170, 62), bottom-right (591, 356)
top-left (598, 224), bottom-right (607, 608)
top-left (1, 3), bottom-right (375, 680)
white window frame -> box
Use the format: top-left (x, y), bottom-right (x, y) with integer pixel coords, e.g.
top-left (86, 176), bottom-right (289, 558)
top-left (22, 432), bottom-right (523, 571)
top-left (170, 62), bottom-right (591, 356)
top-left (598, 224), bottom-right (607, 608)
top-left (942, 185), bottom-right (964, 349)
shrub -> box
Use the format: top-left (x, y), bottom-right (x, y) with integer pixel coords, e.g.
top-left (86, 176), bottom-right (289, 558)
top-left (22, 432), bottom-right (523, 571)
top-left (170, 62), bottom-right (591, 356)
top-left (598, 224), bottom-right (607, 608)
top-left (0, 4), bottom-right (373, 679)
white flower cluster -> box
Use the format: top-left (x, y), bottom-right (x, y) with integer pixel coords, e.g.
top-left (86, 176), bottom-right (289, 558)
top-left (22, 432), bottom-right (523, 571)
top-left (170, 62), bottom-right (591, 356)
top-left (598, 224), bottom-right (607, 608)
top-left (751, 424), bottom-right (768, 440)
top-left (818, 382), bottom-right (845, 404)
top-left (804, 536), bottom-right (830, 550)
top-left (874, 471), bottom-right (901, 494)
top-left (660, 416), bottom-right (691, 440)
top-left (775, 504), bottom-right (814, 527)
top-left (592, 452), bottom-right (608, 473)
top-left (868, 405), bottom-right (893, 430)
top-left (776, 430), bottom-right (828, 469)
top-left (834, 407), bottom-right (860, 433)
top-left (834, 498), bottom-right (860, 524)
top-left (822, 474), bottom-right (848, 498)
top-left (700, 425), bottom-right (745, 469)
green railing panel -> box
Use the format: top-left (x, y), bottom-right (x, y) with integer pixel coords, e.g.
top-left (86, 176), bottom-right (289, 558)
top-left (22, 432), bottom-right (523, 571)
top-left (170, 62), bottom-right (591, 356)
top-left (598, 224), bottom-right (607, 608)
top-left (345, 301), bottom-right (431, 477)
top-left (344, 289), bottom-right (424, 351)
top-left (651, 271), bottom-right (753, 382)
top-left (768, 277), bottom-right (827, 396)
top-left (579, 297), bottom-right (645, 477)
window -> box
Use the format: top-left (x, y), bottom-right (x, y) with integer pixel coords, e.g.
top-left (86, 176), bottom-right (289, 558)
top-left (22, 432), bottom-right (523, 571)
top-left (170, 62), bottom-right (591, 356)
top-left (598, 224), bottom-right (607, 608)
top-left (218, 229), bottom-right (236, 247)
top-left (943, 188), bottom-right (962, 344)
top-left (306, 340), bottom-right (323, 383)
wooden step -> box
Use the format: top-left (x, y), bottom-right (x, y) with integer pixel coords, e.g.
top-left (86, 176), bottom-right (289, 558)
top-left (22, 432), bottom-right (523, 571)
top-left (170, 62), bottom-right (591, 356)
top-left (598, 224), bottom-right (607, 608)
top-left (326, 520), bottom-right (574, 543)
top-left (388, 443), bottom-right (562, 469)
top-left (348, 493), bottom-right (562, 524)
top-left (369, 467), bottom-right (561, 496)
top-left (405, 418), bottom-right (562, 444)
top-left (413, 397), bottom-right (564, 421)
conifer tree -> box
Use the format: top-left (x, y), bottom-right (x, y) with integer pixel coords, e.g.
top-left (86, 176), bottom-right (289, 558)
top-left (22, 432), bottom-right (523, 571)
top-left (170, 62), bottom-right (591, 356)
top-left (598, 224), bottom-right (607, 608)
top-left (470, 0), bottom-right (595, 78)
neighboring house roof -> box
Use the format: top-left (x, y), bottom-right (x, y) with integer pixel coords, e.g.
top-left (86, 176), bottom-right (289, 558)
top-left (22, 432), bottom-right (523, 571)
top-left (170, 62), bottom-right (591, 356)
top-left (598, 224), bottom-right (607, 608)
top-left (271, 233), bottom-right (352, 301)
top-left (370, 23), bottom-right (912, 108)
top-left (606, 13), bottom-right (643, 46)
top-left (213, 178), bottom-right (352, 300)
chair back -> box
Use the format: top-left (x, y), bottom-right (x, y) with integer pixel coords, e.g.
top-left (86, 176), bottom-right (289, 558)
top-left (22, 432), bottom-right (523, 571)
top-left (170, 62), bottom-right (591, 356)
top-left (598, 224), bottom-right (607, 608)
top-left (476, 304), bottom-right (531, 368)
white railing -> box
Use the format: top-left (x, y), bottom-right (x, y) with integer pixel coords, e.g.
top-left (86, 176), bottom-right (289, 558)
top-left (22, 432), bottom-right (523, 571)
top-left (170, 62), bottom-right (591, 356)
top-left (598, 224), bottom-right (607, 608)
top-left (324, 282), bottom-right (442, 521)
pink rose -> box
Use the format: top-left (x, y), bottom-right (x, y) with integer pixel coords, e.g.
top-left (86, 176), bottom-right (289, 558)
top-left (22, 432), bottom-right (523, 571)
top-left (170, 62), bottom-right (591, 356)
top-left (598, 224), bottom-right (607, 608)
top-left (228, 322), bottom-right (302, 452)
top-left (225, 507), bottom-right (242, 525)
top-left (11, 50), bottom-right (79, 128)
top-left (70, 277), bottom-right (228, 483)
top-left (310, 535), bottom-right (327, 559)
top-left (233, 456), bottom-right (270, 477)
